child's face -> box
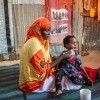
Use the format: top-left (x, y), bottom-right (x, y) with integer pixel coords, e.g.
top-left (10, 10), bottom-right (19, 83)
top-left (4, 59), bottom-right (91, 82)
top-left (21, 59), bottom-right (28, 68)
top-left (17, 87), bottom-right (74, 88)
top-left (65, 38), bottom-right (78, 50)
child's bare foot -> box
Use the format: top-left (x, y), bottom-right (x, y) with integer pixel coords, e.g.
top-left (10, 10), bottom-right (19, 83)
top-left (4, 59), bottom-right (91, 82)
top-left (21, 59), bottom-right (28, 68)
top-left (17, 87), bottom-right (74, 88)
top-left (54, 89), bottom-right (62, 95)
top-left (97, 68), bottom-right (100, 78)
top-left (86, 78), bottom-right (93, 86)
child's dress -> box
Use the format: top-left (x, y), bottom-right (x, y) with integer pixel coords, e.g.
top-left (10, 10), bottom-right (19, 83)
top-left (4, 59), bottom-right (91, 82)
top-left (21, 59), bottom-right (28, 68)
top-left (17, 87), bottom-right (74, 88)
top-left (55, 55), bottom-right (97, 87)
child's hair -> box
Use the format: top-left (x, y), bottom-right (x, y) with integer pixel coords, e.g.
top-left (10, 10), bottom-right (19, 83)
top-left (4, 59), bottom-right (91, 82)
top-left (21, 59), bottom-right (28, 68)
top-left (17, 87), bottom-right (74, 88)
top-left (63, 35), bottom-right (75, 47)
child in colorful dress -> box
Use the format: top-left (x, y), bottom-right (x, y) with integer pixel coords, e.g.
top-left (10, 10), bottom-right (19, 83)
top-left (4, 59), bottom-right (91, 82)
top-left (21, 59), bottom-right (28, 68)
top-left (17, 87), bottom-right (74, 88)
top-left (55, 35), bottom-right (100, 95)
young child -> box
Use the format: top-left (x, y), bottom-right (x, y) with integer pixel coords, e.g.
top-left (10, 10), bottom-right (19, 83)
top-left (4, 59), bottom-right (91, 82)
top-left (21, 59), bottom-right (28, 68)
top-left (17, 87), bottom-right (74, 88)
top-left (55, 35), bottom-right (100, 95)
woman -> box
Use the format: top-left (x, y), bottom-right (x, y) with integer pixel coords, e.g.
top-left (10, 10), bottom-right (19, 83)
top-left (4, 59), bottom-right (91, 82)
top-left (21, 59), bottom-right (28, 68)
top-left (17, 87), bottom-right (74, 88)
top-left (19, 17), bottom-right (71, 92)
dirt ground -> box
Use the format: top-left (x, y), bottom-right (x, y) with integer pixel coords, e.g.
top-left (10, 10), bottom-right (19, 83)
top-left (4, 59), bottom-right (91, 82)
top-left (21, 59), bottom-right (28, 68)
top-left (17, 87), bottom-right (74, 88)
top-left (81, 51), bottom-right (100, 69)
top-left (0, 51), bottom-right (100, 69)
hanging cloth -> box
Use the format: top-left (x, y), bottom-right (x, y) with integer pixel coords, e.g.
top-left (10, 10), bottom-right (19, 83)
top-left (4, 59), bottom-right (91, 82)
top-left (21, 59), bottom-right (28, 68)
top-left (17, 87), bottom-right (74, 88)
top-left (84, 0), bottom-right (91, 10)
top-left (98, 0), bottom-right (100, 21)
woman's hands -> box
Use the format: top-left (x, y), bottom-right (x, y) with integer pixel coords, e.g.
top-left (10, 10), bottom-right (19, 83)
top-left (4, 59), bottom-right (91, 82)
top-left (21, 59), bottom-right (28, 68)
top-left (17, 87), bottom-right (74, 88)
top-left (60, 51), bottom-right (72, 59)
top-left (50, 51), bottom-right (72, 68)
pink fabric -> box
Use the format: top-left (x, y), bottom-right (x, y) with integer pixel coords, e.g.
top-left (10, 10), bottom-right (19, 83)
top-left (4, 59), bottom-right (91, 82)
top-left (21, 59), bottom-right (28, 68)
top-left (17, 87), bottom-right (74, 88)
top-left (69, 56), bottom-right (76, 64)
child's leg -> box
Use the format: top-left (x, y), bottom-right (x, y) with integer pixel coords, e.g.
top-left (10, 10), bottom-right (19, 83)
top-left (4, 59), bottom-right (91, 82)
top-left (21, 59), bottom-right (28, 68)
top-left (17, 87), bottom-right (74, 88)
top-left (55, 69), bottom-right (64, 95)
top-left (70, 76), bottom-right (86, 85)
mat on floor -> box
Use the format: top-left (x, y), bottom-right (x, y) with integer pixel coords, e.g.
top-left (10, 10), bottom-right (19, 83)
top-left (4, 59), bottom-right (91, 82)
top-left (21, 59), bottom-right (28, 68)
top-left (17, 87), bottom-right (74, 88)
top-left (0, 64), bottom-right (100, 100)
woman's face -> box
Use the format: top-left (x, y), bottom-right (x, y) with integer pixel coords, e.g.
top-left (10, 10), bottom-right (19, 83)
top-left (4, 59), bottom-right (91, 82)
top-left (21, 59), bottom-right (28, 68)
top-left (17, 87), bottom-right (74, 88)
top-left (65, 38), bottom-right (78, 50)
top-left (41, 28), bottom-right (51, 40)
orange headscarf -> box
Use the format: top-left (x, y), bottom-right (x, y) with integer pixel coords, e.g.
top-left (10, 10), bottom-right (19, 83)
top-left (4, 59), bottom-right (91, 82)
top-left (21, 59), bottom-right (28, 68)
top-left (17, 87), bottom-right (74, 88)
top-left (26, 17), bottom-right (51, 45)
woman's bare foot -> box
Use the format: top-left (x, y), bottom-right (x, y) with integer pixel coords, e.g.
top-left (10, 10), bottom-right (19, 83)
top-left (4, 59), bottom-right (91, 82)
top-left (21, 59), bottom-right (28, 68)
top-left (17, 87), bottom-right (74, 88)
top-left (54, 89), bottom-right (62, 95)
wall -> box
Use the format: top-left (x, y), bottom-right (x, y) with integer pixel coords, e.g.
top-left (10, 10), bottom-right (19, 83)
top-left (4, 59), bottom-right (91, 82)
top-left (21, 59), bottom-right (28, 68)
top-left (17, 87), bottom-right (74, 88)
top-left (50, 0), bottom-right (84, 56)
top-left (0, 0), bottom-right (45, 61)
top-left (0, 0), bottom-right (84, 60)
top-left (0, 0), bottom-right (8, 54)
top-left (12, 4), bottom-right (45, 54)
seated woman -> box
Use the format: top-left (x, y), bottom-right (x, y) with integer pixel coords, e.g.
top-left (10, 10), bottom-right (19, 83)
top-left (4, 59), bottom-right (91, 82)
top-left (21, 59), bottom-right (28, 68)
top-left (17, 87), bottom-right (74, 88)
top-left (19, 17), bottom-right (75, 93)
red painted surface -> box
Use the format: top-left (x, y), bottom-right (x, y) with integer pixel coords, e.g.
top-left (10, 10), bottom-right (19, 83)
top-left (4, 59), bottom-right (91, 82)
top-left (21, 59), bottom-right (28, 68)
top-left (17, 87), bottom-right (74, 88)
top-left (45, 0), bottom-right (72, 44)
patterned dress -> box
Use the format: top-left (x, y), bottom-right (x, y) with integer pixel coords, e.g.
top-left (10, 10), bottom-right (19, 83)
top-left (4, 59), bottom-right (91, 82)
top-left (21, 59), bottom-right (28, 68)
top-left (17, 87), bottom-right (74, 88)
top-left (55, 55), bottom-right (87, 90)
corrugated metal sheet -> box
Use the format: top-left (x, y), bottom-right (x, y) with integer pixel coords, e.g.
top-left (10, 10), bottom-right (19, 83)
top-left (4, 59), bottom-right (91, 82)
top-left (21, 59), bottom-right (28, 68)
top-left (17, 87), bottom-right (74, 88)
top-left (12, 0), bottom-right (45, 54)
top-left (10, 0), bottom-right (100, 56)
top-left (82, 17), bottom-right (100, 52)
